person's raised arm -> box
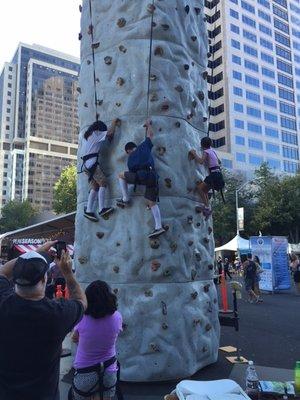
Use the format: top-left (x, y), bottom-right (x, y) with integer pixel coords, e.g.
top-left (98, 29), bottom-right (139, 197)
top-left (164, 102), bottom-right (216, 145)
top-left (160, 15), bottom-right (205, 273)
top-left (144, 119), bottom-right (154, 140)
top-left (57, 251), bottom-right (87, 310)
top-left (106, 118), bottom-right (121, 142)
top-left (189, 149), bottom-right (207, 165)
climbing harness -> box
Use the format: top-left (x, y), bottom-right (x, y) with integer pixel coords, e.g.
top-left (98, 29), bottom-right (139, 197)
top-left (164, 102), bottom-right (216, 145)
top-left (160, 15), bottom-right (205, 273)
top-left (88, 0), bottom-right (99, 121)
top-left (69, 357), bottom-right (124, 400)
top-left (80, 153), bottom-right (99, 181)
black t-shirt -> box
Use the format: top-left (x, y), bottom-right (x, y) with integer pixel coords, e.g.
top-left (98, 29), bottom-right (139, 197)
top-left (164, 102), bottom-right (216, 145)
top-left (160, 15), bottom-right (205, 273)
top-left (245, 260), bottom-right (257, 280)
top-left (0, 276), bottom-right (83, 400)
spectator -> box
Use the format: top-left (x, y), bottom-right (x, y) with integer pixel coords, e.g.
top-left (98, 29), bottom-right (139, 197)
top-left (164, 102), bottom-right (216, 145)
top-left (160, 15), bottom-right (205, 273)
top-left (0, 242), bottom-right (87, 400)
top-left (216, 256), bottom-right (223, 284)
top-left (253, 255), bottom-right (263, 302)
top-left (223, 258), bottom-right (232, 280)
top-left (243, 254), bottom-right (258, 303)
top-left (71, 280), bottom-right (122, 400)
top-left (290, 253), bottom-right (300, 295)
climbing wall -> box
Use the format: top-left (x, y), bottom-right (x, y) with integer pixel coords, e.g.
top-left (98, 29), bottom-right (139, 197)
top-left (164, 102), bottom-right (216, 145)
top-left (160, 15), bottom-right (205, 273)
top-left (76, 0), bottom-right (220, 381)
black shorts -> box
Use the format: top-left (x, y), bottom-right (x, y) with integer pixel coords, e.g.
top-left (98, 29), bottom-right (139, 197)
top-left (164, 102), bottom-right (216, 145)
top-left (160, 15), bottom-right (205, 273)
top-left (124, 171), bottom-right (158, 202)
top-left (204, 171), bottom-right (225, 191)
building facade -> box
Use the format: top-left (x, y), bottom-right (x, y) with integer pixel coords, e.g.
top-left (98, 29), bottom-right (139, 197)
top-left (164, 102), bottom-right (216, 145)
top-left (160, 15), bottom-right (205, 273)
top-left (206, 0), bottom-right (300, 175)
top-left (0, 43), bottom-right (79, 211)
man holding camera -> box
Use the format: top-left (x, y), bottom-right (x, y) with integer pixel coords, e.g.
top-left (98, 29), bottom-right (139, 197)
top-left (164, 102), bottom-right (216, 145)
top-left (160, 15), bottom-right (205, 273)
top-left (0, 241), bottom-right (87, 400)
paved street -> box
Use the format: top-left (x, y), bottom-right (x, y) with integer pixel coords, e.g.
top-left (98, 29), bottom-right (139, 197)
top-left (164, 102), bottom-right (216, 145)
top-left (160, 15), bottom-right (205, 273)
top-left (60, 281), bottom-right (300, 399)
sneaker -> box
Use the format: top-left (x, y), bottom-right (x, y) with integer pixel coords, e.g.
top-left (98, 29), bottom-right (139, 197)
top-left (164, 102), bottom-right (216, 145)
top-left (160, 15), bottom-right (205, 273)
top-left (148, 227), bottom-right (166, 238)
top-left (84, 210), bottom-right (99, 222)
top-left (99, 207), bottom-right (114, 216)
top-left (116, 198), bottom-right (130, 207)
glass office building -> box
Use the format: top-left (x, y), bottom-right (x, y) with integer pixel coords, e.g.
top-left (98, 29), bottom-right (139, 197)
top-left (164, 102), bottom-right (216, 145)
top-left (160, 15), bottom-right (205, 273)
top-left (0, 43), bottom-right (80, 211)
top-left (206, 0), bottom-right (300, 175)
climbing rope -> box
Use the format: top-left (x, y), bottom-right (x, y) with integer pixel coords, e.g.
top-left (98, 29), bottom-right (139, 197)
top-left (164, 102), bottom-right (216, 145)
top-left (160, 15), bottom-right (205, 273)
top-left (88, 0), bottom-right (99, 121)
top-left (146, 0), bottom-right (156, 119)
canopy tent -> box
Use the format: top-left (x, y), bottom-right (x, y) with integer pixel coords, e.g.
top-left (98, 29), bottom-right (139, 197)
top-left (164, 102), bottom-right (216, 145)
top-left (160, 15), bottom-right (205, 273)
top-left (215, 234), bottom-right (250, 252)
top-left (13, 243), bottom-right (74, 256)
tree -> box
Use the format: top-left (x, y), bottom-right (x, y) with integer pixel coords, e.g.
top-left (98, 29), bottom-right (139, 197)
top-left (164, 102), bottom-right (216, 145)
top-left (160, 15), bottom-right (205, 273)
top-left (53, 165), bottom-right (77, 214)
top-left (0, 200), bottom-right (36, 233)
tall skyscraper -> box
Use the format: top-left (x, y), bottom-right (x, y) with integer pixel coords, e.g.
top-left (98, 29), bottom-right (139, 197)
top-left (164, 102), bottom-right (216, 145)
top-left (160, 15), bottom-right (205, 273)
top-left (206, 0), bottom-right (300, 175)
top-left (0, 43), bottom-right (80, 211)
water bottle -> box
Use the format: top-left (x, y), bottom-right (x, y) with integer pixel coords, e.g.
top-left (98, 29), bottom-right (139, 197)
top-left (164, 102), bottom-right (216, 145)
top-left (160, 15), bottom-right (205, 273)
top-left (246, 360), bottom-right (259, 395)
top-left (295, 361), bottom-right (300, 393)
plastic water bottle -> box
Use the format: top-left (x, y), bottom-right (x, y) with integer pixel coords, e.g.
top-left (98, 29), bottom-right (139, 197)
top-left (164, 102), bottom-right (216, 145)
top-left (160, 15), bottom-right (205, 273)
top-left (246, 360), bottom-right (259, 395)
top-left (295, 361), bottom-right (300, 393)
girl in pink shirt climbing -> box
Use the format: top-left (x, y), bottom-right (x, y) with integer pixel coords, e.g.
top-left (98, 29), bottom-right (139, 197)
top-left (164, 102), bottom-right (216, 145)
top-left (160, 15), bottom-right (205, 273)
top-left (189, 136), bottom-right (225, 218)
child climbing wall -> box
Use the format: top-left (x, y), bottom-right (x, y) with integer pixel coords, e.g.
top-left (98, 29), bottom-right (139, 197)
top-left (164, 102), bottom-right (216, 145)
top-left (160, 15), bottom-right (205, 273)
top-left (75, 0), bottom-right (220, 381)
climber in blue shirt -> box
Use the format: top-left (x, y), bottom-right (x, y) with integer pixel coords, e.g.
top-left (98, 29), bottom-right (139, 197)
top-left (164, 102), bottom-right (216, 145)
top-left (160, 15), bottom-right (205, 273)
top-left (117, 119), bottom-right (165, 239)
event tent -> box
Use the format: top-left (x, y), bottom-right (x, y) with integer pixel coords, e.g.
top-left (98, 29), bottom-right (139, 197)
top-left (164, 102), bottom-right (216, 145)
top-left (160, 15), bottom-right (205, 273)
top-left (214, 234), bottom-right (250, 252)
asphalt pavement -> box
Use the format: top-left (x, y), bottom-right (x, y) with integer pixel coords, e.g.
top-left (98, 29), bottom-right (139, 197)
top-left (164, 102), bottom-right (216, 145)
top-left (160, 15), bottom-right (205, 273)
top-left (60, 278), bottom-right (300, 399)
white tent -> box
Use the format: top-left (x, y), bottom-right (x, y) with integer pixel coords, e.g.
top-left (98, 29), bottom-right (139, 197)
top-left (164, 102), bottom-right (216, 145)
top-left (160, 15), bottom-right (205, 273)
top-left (215, 234), bottom-right (250, 252)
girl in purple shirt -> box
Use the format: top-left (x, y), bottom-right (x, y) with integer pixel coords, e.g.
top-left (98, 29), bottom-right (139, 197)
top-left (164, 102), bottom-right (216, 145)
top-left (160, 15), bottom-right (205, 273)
top-left (189, 137), bottom-right (224, 218)
top-left (71, 280), bottom-right (122, 400)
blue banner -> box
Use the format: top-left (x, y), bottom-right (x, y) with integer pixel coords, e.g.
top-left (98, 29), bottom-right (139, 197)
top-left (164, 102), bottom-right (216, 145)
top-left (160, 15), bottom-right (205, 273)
top-left (250, 236), bottom-right (273, 292)
top-left (272, 236), bottom-right (291, 290)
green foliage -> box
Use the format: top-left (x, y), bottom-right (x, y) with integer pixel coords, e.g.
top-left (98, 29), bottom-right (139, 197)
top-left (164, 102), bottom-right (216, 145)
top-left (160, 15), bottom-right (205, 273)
top-left (0, 200), bottom-right (36, 233)
top-left (53, 165), bottom-right (77, 214)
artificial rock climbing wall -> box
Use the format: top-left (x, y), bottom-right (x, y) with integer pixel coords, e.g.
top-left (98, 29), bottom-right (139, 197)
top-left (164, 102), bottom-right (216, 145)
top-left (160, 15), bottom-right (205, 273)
top-left (75, 0), bottom-right (220, 381)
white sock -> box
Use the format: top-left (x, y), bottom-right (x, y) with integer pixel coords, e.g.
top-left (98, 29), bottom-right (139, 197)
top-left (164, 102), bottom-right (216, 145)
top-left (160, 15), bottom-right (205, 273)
top-left (98, 187), bottom-right (106, 211)
top-left (86, 189), bottom-right (97, 213)
top-left (119, 178), bottom-right (129, 201)
top-left (151, 205), bottom-right (162, 230)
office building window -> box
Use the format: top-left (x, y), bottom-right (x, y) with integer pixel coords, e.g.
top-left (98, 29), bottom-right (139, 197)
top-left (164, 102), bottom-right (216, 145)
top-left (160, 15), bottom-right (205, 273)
top-left (245, 75), bottom-right (260, 87)
top-left (292, 28), bottom-right (300, 40)
top-left (233, 86), bottom-right (243, 96)
top-left (231, 24), bottom-right (240, 34)
top-left (262, 67), bottom-right (275, 78)
top-left (210, 41), bottom-right (222, 53)
top-left (282, 131), bottom-right (298, 145)
top-left (277, 59), bottom-right (292, 74)
top-left (263, 81), bottom-right (276, 93)
top-left (213, 137), bottom-right (226, 148)
top-left (235, 120), bottom-right (245, 129)
top-left (230, 0), bottom-right (238, 3)
top-left (232, 55), bottom-right (242, 65)
top-left (267, 159), bottom-right (281, 169)
top-left (260, 38), bottom-right (273, 50)
top-left (208, 87), bottom-right (224, 100)
top-left (279, 88), bottom-right (294, 102)
top-left (273, 0), bottom-right (287, 7)
top-left (241, 1), bottom-right (255, 13)
top-left (234, 103), bottom-right (244, 112)
top-left (266, 143), bottom-right (280, 153)
top-left (222, 159), bottom-right (233, 169)
top-left (259, 23), bottom-right (272, 36)
top-left (248, 122), bottom-right (262, 134)
top-left (243, 30), bottom-right (257, 42)
top-left (273, 5), bottom-right (288, 21)
top-left (209, 120), bottom-right (225, 132)
top-left (275, 32), bottom-right (290, 47)
top-left (246, 91), bottom-right (261, 102)
top-left (232, 39), bottom-right (241, 49)
top-left (258, 0), bottom-right (270, 8)
top-left (244, 44), bottom-right (258, 57)
top-left (263, 97), bottom-right (277, 108)
top-left (274, 18), bottom-right (289, 34)
top-left (235, 135), bottom-right (245, 145)
top-left (264, 112), bottom-right (278, 123)
top-left (209, 104), bottom-right (225, 116)
top-left (245, 59), bottom-right (259, 72)
top-left (282, 146), bottom-right (299, 160)
top-left (276, 46), bottom-right (291, 60)
top-left (283, 161), bottom-right (299, 173)
top-left (265, 127), bottom-right (279, 137)
top-left (233, 70), bottom-right (242, 80)
top-left (208, 25), bottom-right (222, 39)
top-left (280, 102), bottom-right (296, 116)
top-left (230, 9), bottom-right (239, 19)
top-left (278, 73), bottom-right (293, 88)
top-left (249, 138), bottom-right (263, 149)
top-left (208, 56), bottom-right (223, 69)
top-left (258, 10), bottom-right (271, 22)
top-left (261, 52), bottom-right (274, 64)
top-left (280, 117), bottom-right (297, 131)
top-left (242, 15), bottom-right (256, 27)
top-left (249, 154), bottom-right (264, 165)
top-left (247, 106), bottom-right (261, 118)
top-left (236, 152), bottom-right (246, 162)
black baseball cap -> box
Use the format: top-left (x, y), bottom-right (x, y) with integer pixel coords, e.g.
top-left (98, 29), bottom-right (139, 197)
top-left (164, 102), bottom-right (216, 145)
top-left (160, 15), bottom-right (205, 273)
top-left (13, 251), bottom-right (50, 287)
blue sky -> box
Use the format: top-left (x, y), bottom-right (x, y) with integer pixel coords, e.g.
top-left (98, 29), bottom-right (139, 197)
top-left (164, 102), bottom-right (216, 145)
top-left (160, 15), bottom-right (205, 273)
top-left (0, 0), bottom-right (80, 67)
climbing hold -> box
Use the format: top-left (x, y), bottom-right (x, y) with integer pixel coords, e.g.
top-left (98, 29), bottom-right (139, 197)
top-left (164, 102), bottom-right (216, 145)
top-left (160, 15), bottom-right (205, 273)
top-left (170, 241), bottom-right (177, 252)
top-left (175, 121), bottom-right (181, 128)
top-left (150, 93), bottom-right (158, 102)
top-left (79, 5), bottom-right (82, 12)
top-left (184, 64), bottom-right (190, 70)
top-left (150, 74), bottom-right (157, 81)
top-left (165, 178), bottom-right (172, 188)
top-left (115, 118), bottom-right (122, 127)
top-left (202, 71), bottom-right (208, 80)
top-left (116, 242), bottom-right (121, 247)
top-left (161, 103), bottom-right (169, 111)
top-left (193, 319), bottom-right (201, 327)
top-left (187, 113), bottom-right (193, 120)
top-left (145, 289), bottom-right (153, 297)
top-left (104, 56), bottom-right (112, 65)
top-left (96, 99), bottom-right (103, 106)
top-left (203, 237), bottom-right (210, 244)
top-left (202, 346), bottom-right (208, 353)
top-left (152, 21), bottom-right (157, 27)
top-left (195, 206), bottom-right (202, 214)
top-left (208, 264), bottom-right (214, 270)
top-left (76, 87), bottom-right (82, 94)
top-left (207, 52), bottom-right (212, 58)
top-left (205, 323), bottom-right (212, 332)
top-left (195, 251), bottom-right (201, 261)
top-left (88, 25), bottom-right (93, 35)
top-left (96, 78), bottom-right (100, 83)
top-left (185, 5), bottom-right (190, 14)
top-left (175, 85), bottom-right (183, 93)
top-left (213, 298), bottom-right (218, 304)
top-left (78, 256), bottom-right (87, 264)
top-left (154, 47), bottom-right (164, 56)
top-left (113, 266), bottom-right (120, 274)
top-left (161, 301), bottom-right (167, 315)
top-left (191, 291), bottom-right (198, 300)
top-left (118, 45), bottom-right (127, 53)
top-left (113, 288), bottom-right (119, 294)
top-left (151, 260), bottom-right (161, 271)
top-left (163, 224), bottom-right (170, 232)
top-left (191, 36), bottom-right (197, 42)
top-left (208, 227), bottom-right (213, 234)
top-left (203, 116), bottom-right (208, 122)
top-left (163, 269), bottom-right (171, 277)
top-left (188, 240), bottom-right (194, 247)
top-left (194, 7), bottom-right (200, 15)
top-left (84, 102), bottom-right (88, 108)
top-left (96, 232), bottom-right (104, 239)
top-left (87, 60), bottom-right (91, 65)
top-left (158, 128), bottom-right (162, 132)
top-left (147, 3), bottom-right (156, 13)
top-left (162, 323), bottom-right (168, 330)
top-left (204, 284), bottom-right (210, 293)
top-left (92, 42), bottom-right (100, 49)
top-left (78, 33), bottom-right (82, 41)
top-left (187, 216), bottom-right (193, 224)
top-left (161, 24), bottom-right (170, 31)
top-left (198, 91), bottom-right (205, 101)
top-left (122, 323), bottom-right (127, 330)
top-left (192, 100), bottom-right (197, 108)
top-left (191, 269), bottom-right (197, 281)
top-left (116, 77), bottom-right (125, 86)
top-left (150, 238), bottom-right (160, 249)
top-left (150, 343), bottom-right (159, 352)
top-left (116, 102), bottom-right (121, 107)
top-left (157, 146), bottom-right (166, 156)
top-left (196, 222), bottom-right (201, 227)
top-left (117, 18), bottom-right (126, 28)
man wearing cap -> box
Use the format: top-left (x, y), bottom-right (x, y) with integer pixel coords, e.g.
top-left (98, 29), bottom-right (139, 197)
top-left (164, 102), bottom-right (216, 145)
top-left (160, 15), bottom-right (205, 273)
top-left (0, 241), bottom-right (87, 400)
